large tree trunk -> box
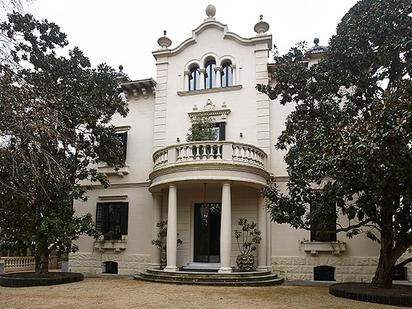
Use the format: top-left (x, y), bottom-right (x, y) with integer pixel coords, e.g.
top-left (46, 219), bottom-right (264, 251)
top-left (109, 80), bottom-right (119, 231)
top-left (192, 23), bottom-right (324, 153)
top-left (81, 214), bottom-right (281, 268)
top-left (371, 251), bottom-right (395, 288)
top-left (36, 246), bottom-right (49, 275)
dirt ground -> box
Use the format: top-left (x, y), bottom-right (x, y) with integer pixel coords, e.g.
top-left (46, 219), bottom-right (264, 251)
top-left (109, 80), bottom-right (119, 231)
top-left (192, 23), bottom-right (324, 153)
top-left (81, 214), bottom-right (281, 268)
top-left (0, 278), bottom-right (395, 309)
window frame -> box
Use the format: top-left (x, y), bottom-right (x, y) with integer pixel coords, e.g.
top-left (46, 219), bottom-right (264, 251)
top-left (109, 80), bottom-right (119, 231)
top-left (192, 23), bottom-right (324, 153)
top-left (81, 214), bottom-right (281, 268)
top-left (204, 59), bottom-right (216, 89)
top-left (310, 200), bottom-right (337, 242)
top-left (188, 66), bottom-right (200, 91)
top-left (96, 202), bottom-right (129, 240)
top-left (221, 62), bottom-right (233, 87)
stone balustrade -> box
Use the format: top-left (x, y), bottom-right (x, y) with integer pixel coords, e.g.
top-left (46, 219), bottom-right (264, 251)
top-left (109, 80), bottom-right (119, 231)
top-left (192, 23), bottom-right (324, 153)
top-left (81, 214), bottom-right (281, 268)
top-left (0, 256), bottom-right (59, 273)
top-left (1, 256), bottom-right (35, 272)
top-left (153, 141), bottom-right (267, 170)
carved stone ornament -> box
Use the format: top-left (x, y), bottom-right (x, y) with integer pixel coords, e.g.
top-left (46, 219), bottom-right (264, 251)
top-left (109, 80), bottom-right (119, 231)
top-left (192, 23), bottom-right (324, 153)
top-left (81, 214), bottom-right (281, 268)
top-left (188, 99), bottom-right (231, 119)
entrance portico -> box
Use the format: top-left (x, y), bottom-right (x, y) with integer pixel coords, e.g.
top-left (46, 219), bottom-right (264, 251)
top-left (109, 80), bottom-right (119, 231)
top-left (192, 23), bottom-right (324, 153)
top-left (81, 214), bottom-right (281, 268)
top-left (149, 140), bottom-right (271, 273)
top-left (151, 182), bottom-right (270, 273)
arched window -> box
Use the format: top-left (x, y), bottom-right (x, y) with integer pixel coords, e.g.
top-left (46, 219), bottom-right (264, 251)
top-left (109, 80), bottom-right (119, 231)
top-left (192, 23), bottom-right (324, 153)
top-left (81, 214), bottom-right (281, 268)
top-left (204, 59), bottom-right (216, 89)
top-left (221, 61), bottom-right (233, 87)
top-left (188, 65), bottom-right (200, 91)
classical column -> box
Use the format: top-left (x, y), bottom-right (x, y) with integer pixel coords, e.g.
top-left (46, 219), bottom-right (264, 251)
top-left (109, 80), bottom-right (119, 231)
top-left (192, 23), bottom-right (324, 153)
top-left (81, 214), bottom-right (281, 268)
top-left (199, 68), bottom-right (205, 90)
top-left (183, 70), bottom-right (190, 91)
top-left (257, 193), bottom-right (268, 270)
top-left (151, 192), bottom-right (162, 267)
top-left (266, 208), bottom-right (272, 270)
top-left (231, 64), bottom-right (237, 85)
top-left (165, 185), bottom-right (178, 272)
top-left (219, 182), bottom-right (232, 273)
top-left (215, 66), bottom-right (222, 87)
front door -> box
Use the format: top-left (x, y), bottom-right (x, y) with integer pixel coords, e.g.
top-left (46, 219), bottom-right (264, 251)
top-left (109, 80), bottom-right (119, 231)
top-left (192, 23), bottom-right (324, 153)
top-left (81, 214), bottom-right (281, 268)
top-left (194, 203), bottom-right (221, 263)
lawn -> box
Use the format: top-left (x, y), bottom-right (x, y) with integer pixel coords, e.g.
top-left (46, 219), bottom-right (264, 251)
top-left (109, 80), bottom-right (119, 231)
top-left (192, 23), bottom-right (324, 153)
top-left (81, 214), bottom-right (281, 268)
top-left (0, 278), bottom-right (395, 309)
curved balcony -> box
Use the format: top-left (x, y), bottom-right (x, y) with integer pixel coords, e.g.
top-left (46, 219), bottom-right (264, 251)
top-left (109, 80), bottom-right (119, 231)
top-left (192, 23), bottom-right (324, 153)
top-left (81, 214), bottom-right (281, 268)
top-left (150, 141), bottom-right (269, 189)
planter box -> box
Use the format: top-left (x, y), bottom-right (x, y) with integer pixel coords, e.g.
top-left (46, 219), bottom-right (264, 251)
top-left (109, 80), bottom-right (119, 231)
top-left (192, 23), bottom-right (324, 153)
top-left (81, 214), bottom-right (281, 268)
top-left (94, 240), bottom-right (127, 253)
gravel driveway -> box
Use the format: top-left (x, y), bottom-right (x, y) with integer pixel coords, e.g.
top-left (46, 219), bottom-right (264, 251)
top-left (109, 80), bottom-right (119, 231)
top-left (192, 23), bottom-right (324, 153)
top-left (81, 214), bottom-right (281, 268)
top-left (0, 278), bottom-right (394, 308)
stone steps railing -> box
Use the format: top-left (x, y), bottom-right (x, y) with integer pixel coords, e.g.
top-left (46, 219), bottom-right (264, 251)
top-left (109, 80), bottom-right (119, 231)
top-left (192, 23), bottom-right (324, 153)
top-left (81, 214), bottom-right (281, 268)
top-left (153, 141), bottom-right (266, 170)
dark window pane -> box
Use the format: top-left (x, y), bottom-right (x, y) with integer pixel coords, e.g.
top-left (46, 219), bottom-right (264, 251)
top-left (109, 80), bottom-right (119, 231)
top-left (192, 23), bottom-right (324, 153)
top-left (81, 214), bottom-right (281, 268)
top-left (189, 67), bottom-right (199, 90)
top-left (221, 62), bottom-right (232, 87)
top-left (96, 202), bottom-right (129, 240)
top-left (310, 201), bottom-right (337, 242)
top-left (103, 261), bottom-right (118, 274)
top-left (218, 122), bottom-right (226, 141)
top-left (204, 60), bottom-right (216, 89)
top-left (391, 266), bottom-right (408, 280)
top-left (314, 266), bottom-right (335, 281)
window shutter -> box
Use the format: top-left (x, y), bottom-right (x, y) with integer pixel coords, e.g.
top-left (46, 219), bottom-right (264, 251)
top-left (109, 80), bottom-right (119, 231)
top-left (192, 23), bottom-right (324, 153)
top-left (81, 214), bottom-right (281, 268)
top-left (120, 203), bottom-right (129, 235)
top-left (218, 122), bottom-right (226, 141)
top-left (96, 203), bottom-right (104, 233)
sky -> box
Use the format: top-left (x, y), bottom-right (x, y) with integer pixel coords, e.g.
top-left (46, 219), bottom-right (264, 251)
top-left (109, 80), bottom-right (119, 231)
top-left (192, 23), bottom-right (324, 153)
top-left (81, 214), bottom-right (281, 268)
top-left (24, 0), bottom-right (359, 80)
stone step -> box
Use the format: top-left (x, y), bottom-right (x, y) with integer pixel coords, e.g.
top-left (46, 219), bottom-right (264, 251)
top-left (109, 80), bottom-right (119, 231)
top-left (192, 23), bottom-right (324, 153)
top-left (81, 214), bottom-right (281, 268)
top-left (136, 275), bottom-right (284, 286)
top-left (140, 271), bottom-right (278, 282)
top-left (146, 268), bottom-right (271, 278)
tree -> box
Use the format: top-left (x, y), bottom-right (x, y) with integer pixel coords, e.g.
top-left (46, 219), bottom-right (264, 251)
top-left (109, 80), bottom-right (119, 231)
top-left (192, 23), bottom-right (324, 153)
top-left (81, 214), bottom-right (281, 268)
top-left (186, 116), bottom-right (216, 142)
top-left (0, 12), bottom-right (128, 274)
top-left (258, 0), bottom-right (412, 288)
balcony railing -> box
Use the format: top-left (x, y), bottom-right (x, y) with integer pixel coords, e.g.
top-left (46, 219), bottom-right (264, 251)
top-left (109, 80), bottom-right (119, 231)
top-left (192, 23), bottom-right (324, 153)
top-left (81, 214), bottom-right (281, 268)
top-left (153, 141), bottom-right (267, 170)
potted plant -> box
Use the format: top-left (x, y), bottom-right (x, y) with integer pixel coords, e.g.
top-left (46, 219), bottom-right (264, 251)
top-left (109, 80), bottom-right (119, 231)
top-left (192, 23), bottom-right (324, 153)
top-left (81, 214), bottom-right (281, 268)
top-left (234, 218), bottom-right (261, 271)
top-left (151, 220), bottom-right (182, 269)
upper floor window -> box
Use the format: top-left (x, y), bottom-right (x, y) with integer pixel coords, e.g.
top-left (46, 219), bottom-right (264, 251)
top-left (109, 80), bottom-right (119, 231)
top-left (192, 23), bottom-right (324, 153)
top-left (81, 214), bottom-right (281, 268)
top-left (211, 122), bottom-right (226, 141)
top-left (188, 65), bottom-right (200, 91)
top-left (204, 59), bottom-right (216, 89)
top-left (117, 132), bottom-right (128, 161)
top-left (96, 202), bottom-right (129, 240)
top-left (310, 200), bottom-right (337, 242)
top-left (221, 61), bottom-right (233, 87)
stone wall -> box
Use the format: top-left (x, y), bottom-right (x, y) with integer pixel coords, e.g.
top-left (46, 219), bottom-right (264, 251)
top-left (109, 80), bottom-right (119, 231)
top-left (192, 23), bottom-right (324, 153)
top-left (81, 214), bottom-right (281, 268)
top-left (271, 254), bottom-right (412, 282)
top-left (69, 252), bottom-right (151, 275)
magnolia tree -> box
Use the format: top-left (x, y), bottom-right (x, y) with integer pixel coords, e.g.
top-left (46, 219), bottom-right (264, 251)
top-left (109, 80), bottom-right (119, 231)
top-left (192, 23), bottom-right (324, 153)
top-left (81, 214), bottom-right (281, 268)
top-left (0, 13), bottom-right (128, 273)
top-left (258, 0), bottom-right (412, 288)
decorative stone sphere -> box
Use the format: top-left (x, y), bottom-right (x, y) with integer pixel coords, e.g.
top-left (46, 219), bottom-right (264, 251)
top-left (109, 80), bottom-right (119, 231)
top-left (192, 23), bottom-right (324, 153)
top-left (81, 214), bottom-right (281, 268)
top-left (254, 14), bottom-right (269, 35)
top-left (205, 4), bottom-right (216, 18)
top-left (157, 30), bottom-right (172, 49)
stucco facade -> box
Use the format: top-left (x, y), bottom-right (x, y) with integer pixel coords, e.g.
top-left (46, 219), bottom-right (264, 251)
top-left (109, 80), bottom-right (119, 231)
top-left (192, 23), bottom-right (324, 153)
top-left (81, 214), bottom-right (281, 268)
top-left (71, 5), bottom-right (411, 282)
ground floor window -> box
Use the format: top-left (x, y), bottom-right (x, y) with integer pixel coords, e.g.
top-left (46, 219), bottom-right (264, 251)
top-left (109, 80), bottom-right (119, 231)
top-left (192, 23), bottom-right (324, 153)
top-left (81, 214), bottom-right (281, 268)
top-left (314, 265), bottom-right (335, 281)
top-left (103, 261), bottom-right (118, 274)
top-left (391, 266), bottom-right (408, 281)
top-left (96, 202), bottom-right (129, 240)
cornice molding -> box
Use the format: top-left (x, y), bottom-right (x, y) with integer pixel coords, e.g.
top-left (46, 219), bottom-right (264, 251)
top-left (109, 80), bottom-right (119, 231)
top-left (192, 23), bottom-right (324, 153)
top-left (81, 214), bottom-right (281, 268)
top-left (153, 20), bottom-right (272, 59)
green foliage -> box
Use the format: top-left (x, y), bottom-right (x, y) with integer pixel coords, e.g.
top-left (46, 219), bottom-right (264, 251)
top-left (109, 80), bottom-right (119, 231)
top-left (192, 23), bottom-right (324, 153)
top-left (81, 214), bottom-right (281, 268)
top-left (186, 116), bottom-right (216, 142)
top-left (234, 218), bottom-right (261, 255)
top-left (258, 0), bottom-right (412, 288)
top-left (0, 12), bottom-right (127, 273)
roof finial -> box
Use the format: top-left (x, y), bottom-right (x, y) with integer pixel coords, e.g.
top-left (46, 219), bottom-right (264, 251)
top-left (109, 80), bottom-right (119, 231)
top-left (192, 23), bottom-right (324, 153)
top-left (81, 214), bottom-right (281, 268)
top-left (118, 65), bottom-right (123, 72)
top-left (314, 38), bottom-right (320, 46)
top-left (205, 4), bottom-right (216, 19)
top-left (157, 30), bottom-right (172, 49)
top-left (254, 14), bottom-right (269, 35)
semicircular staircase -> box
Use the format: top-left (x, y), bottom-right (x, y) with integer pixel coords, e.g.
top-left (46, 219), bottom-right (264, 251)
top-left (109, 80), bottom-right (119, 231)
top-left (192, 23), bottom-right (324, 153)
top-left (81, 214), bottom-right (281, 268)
top-left (136, 268), bottom-right (284, 286)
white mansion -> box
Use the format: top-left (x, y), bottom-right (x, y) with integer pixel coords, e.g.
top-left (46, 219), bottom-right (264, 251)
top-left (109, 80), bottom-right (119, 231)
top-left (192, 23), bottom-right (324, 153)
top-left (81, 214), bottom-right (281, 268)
top-left (71, 5), bottom-right (411, 283)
